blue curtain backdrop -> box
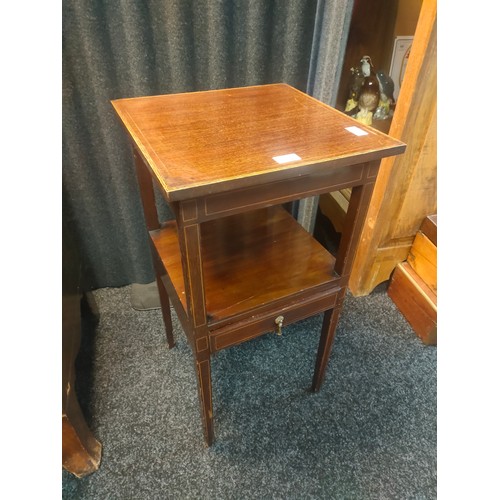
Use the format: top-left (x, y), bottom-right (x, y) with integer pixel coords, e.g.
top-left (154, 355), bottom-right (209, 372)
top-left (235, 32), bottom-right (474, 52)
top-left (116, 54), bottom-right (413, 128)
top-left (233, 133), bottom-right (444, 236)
top-left (63, 0), bottom-right (354, 288)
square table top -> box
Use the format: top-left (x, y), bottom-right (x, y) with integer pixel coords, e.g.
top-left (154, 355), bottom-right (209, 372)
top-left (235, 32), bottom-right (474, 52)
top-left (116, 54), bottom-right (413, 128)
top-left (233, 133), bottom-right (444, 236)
top-left (112, 83), bottom-right (405, 201)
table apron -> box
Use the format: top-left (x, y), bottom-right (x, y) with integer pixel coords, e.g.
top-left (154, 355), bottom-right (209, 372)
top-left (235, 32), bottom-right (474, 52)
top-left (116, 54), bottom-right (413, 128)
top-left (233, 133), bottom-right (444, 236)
top-left (177, 161), bottom-right (378, 224)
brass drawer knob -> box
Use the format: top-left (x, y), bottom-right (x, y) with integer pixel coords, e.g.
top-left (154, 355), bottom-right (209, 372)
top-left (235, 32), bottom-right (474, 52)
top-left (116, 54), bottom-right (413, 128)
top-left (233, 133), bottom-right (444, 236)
top-left (275, 315), bottom-right (284, 336)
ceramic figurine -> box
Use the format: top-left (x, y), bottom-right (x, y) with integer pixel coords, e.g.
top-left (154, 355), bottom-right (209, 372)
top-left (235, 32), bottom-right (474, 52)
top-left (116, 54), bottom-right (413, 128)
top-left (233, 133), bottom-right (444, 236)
top-left (376, 70), bottom-right (395, 102)
top-left (374, 70), bottom-right (395, 120)
top-left (355, 56), bottom-right (380, 126)
top-left (345, 65), bottom-right (364, 114)
top-left (344, 56), bottom-right (397, 126)
top-left (360, 55), bottom-right (374, 78)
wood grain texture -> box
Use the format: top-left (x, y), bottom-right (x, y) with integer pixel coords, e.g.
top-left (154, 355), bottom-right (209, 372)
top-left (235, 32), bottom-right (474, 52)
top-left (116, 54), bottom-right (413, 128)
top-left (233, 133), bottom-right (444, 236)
top-left (420, 214), bottom-right (437, 246)
top-left (312, 307), bottom-right (343, 391)
top-left (62, 394), bottom-right (102, 478)
top-left (116, 83), bottom-right (406, 446)
top-left (334, 180), bottom-right (376, 277)
top-left (150, 205), bottom-right (338, 325)
top-left (209, 289), bottom-right (339, 352)
top-left (177, 222), bottom-right (207, 329)
top-left (63, 230), bottom-right (102, 477)
top-left (112, 84), bottom-right (404, 201)
top-left (133, 150), bottom-right (160, 231)
top-left (154, 270), bottom-right (175, 349)
top-left (194, 356), bottom-right (214, 446)
top-left (201, 162), bottom-right (367, 223)
top-left (407, 231), bottom-right (437, 293)
top-left (349, 0), bottom-right (436, 296)
top-left (388, 262), bottom-right (436, 345)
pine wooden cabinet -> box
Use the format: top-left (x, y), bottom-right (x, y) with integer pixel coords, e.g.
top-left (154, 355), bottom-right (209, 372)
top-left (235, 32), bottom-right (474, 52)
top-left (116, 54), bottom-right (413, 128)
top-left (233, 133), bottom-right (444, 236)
top-left (388, 214), bottom-right (437, 345)
top-left (319, 0), bottom-right (436, 296)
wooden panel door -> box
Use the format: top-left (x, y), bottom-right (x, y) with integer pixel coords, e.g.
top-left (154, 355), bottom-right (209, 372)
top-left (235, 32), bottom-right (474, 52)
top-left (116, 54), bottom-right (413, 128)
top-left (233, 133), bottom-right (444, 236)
top-left (348, 0), bottom-right (437, 296)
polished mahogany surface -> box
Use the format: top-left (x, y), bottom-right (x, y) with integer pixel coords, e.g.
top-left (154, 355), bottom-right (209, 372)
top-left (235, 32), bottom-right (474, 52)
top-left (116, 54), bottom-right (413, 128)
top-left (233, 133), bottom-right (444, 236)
top-left (112, 83), bottom-right (405, 201)
top-left (113, 83), bottom-right (406, 446)
top-left (150, 205), bottom-right (337, 324)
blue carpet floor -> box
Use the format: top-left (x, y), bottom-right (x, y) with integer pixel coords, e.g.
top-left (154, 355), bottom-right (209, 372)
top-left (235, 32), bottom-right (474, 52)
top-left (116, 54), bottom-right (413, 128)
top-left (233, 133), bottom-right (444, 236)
top-left (62, 284), bottom-right (436, 499)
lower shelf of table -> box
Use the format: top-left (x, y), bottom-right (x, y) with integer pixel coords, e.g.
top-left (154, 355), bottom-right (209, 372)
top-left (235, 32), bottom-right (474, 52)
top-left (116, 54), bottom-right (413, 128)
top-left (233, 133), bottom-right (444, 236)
top-left (150, 205), bottom-right (340, 330)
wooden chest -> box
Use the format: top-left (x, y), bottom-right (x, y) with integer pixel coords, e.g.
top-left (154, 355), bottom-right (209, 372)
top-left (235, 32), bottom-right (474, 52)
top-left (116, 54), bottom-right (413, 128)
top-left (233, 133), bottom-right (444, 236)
top-left (388, 215), bottom-right (437, 345)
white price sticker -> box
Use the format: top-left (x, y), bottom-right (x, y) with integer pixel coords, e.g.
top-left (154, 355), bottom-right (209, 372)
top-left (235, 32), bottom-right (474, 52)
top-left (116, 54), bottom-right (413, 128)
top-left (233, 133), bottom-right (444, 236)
top-left (345, 126), bottom-right (369, 136)
top-left (272, 153), bottom-right (302, 164)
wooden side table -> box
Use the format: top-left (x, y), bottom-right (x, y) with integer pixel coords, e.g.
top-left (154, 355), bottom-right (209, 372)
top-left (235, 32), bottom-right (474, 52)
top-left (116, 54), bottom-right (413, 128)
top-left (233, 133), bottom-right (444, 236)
top-left (112, 84), bottom-right (405, 446)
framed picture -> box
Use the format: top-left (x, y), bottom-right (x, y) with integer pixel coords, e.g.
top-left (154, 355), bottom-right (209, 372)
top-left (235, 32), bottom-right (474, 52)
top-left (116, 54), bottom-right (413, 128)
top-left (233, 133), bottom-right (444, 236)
top-left (389, 36), bottom-right (413, 101)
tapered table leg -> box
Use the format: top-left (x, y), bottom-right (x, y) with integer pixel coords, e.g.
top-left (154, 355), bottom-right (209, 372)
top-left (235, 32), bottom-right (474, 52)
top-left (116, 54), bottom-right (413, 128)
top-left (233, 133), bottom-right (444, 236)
top-left (175, 202), bottom-right (214, 445)
top-left (156, 276), bottom-right (175, 348)
top-left (312, 307), bottom-right (342, 392)
top-left (195, 352), bottom-right (214, 446)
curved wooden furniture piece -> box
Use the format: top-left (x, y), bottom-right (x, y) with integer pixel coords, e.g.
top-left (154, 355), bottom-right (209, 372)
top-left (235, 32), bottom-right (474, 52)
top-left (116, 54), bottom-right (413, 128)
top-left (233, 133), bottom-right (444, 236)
top-left (62, 227), bottom-right (102, 477)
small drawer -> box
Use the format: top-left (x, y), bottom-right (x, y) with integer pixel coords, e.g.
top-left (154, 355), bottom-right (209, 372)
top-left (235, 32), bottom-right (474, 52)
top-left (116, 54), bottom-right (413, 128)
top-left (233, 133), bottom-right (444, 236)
top-left (209, 289), bottom-right (340, 352)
